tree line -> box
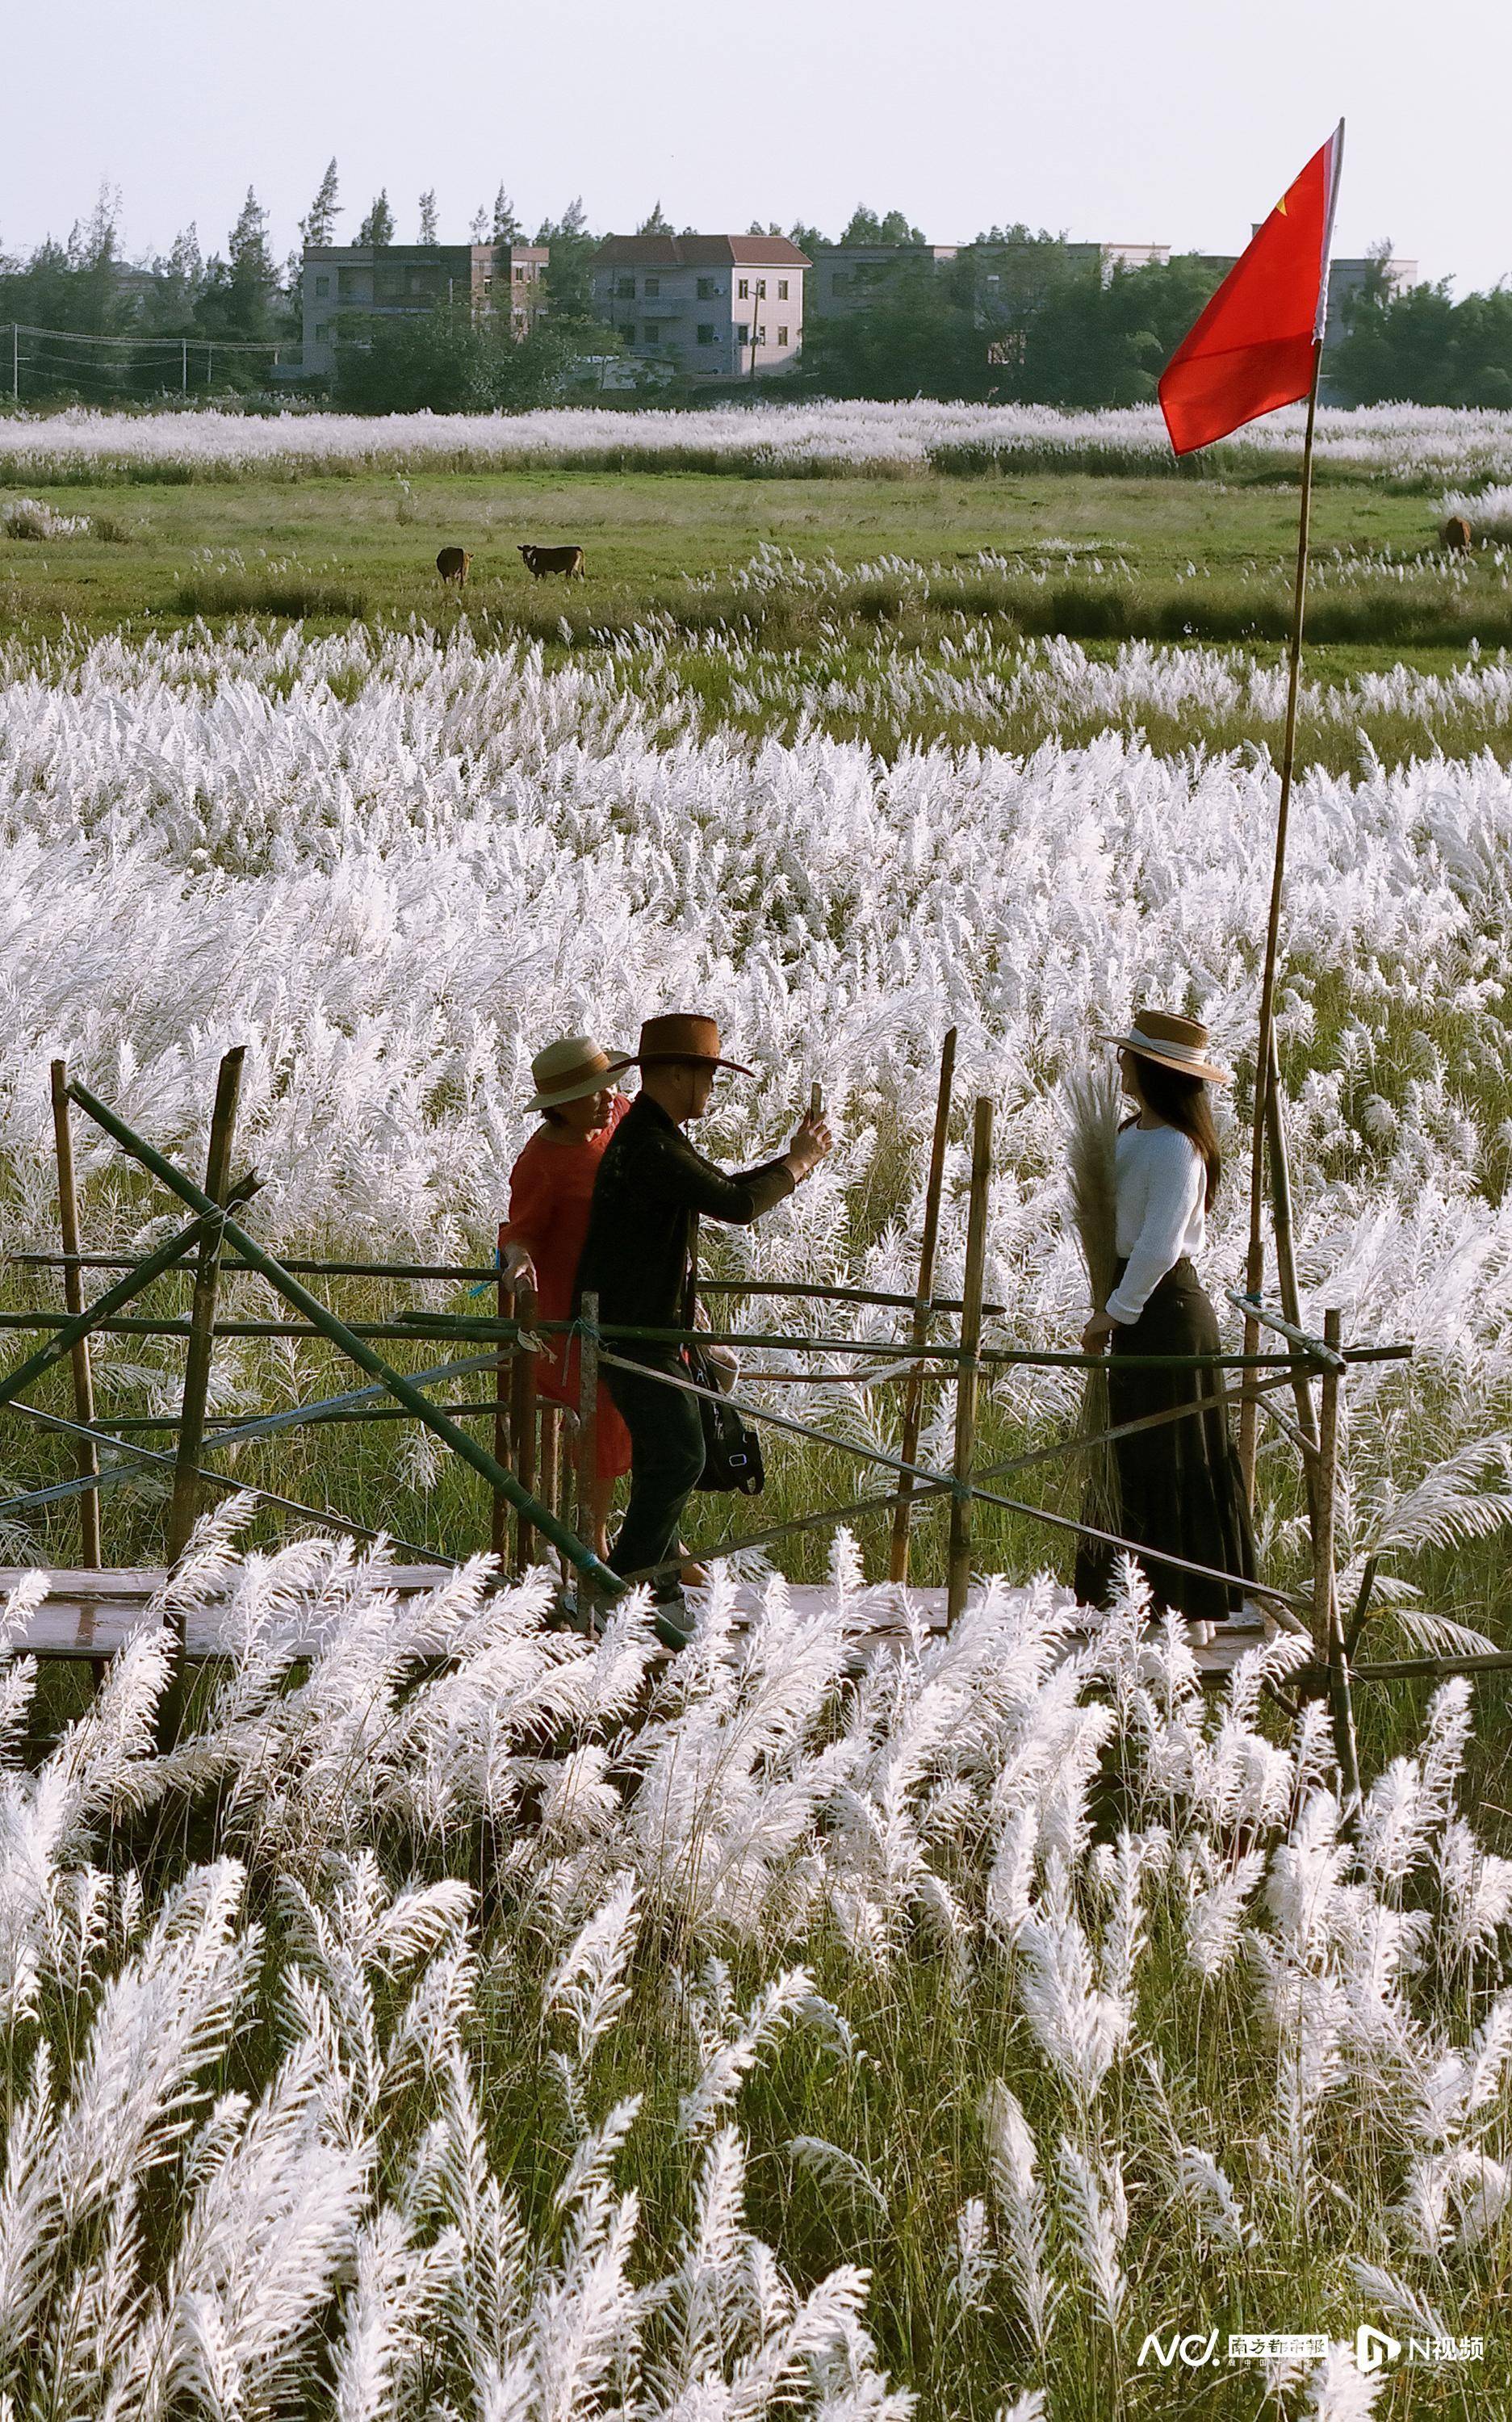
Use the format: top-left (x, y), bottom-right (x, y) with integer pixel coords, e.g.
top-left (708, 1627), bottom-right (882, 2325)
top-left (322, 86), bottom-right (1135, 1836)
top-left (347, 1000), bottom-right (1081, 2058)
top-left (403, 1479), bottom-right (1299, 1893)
top-left (2, 177), bottom-right (1508, 413)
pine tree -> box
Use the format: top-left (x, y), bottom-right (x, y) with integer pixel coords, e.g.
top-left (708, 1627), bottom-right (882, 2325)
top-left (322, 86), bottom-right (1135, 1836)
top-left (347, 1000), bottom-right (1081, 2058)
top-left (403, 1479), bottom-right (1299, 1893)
top-left (418, 190), bottom-right (439, 245)
top-left (216, 186), bottom-right (278, 341)
top-left (149, 224), bottom-right (203, 331)
top-left (491, 186), bottom-right (521, 242)
top-left (636, 199), bottom-right (672, 236)
top-left (535, 198), bottom-right (597, 321)
top-left (358, 190), bottom-right (396, 247)
top-left (299, 159), bottom-right (341, 251)
top-left (470, 205), bottom-right (490, 243)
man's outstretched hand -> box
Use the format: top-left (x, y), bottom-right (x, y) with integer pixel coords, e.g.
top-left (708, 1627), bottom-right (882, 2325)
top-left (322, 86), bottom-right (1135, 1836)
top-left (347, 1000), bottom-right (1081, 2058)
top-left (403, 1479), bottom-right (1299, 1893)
top-left (785, 1112), bottom-right (834, 1184)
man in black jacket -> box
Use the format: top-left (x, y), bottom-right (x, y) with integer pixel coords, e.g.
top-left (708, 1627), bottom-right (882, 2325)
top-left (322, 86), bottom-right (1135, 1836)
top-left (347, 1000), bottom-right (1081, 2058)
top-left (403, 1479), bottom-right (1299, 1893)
top-left (576, 1012), bottom-right (831, 1630)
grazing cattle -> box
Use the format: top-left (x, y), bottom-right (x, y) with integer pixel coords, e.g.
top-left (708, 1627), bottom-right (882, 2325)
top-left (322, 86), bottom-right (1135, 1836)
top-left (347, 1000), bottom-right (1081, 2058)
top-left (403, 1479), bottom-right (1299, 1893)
top-left (1441, 515), bottom-right (1473, 554)
top-left (436, 547), bottom-right (472, 585)
top-left (518, 543), bottom-right (585, 580)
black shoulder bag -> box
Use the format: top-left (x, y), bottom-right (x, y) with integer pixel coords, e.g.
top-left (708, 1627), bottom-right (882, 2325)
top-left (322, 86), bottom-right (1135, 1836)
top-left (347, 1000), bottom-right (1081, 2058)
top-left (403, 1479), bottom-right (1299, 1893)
top-left (682, 1216), bottom-right (765, 1495)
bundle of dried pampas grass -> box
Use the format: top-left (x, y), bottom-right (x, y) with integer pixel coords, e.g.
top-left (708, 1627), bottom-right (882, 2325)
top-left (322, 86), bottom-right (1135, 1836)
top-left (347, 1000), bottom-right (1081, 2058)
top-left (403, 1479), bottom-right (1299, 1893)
top-left (1062, 1061), bottom-right (1125, 1557)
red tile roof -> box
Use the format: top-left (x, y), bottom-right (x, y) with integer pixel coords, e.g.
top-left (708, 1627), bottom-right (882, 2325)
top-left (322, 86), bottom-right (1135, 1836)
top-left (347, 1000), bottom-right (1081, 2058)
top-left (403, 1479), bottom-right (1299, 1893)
top-left (591, 234), bottom-right (810, 270)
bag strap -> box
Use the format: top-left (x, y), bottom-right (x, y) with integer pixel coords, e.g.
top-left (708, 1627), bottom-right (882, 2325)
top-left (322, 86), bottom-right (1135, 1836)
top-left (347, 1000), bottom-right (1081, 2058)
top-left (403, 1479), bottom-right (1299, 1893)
top-left (681, 1212), bottom-right (700, 1358)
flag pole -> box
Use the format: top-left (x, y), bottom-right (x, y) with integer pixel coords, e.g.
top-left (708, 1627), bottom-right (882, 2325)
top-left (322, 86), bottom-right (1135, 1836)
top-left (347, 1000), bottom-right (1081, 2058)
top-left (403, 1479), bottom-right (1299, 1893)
top-left (1238, 337), bottom-right (1325, 1502)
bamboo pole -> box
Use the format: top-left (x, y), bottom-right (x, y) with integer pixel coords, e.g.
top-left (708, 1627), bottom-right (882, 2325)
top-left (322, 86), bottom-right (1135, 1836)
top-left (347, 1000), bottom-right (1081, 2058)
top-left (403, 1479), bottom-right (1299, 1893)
top-left (492, 1247), bottom-right (510, 1567)
top-left (6, 1251), bottom-right (1013, 1318)
top-left (508, 1281), bottom-right (539, 1570)
top-left (165, 1048), bottom-right (245, 1565)
top-left (48, 1061), bottom-right (101, 1570)
top-left (1240, 341), bottom-right (1325, 1505)
top-left (0, 1303), bottom-right (1405, 1372)
top-left (946, 1096), bottom-right (993, 1625)
top-left (889, 1026), bottom-right (957, 1583)
top-left (1313, 1307), bottom-right (1362, 1821)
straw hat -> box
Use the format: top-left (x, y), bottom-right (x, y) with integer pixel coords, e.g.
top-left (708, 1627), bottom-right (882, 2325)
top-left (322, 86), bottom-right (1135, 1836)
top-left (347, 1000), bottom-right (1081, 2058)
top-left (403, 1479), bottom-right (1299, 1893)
top-left (1097, 1008), bottom-right (1233, 1085)
top-left (525, 1035), bottom-right (635, 1113)
top-left (633, 1012), bottom-right (753, 1077)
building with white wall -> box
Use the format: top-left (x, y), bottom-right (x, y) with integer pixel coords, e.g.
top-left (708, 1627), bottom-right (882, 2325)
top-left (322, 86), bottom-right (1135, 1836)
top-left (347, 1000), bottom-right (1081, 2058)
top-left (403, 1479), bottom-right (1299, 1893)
top-left (588, 234), bottom-right (809, 379)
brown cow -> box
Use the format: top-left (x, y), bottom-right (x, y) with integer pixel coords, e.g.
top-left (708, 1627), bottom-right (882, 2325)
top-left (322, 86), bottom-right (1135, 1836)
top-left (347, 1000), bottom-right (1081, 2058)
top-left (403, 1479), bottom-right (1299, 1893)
top-left (518, 543), bottom-right (585, 580)
top-left (1441, 515), bottom-right (1473, 553)
top-left (437, 547), bottom-right (472, 585)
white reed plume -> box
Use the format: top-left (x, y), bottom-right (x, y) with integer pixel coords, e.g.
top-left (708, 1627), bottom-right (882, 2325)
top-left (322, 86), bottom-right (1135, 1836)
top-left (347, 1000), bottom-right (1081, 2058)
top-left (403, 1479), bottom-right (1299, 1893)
top-left (675, 1959), bottom-right (817, 2139)
top-left (542, 1870), bottom-right (641, 2076)
top-left (1300, 2341), bottom-right (1385, 2418)
top-left (980, 2080), bottom-right (1060, 2357)
top-left (1055, 2135), bottom-right (1127, 2332)
top-left (1175, 2143), bottom-right (1259, 2252)
top-left (1014, 1861), bottom-right (1131, 2104)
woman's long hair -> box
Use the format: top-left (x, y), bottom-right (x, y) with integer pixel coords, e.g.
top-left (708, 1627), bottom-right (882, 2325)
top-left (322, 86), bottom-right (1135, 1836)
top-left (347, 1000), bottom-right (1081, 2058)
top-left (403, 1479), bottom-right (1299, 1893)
top-left (1129, 1055), bottom-right (1222, 1209)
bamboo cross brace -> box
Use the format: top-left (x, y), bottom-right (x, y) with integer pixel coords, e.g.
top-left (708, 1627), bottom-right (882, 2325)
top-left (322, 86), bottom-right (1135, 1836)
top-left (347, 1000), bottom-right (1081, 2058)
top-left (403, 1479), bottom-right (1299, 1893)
top-left (65, 1079), bottom-right (618, 1595)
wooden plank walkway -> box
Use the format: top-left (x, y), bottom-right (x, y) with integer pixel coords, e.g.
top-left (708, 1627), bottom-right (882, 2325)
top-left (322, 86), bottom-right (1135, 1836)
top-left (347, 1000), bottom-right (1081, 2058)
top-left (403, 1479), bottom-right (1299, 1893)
top-left (0, 1567), bottom-right (1271, 1678)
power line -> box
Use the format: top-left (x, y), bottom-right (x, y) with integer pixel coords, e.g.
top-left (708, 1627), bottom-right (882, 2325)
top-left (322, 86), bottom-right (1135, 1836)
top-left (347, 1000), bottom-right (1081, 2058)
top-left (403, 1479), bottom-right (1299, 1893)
top-left (4, 320), bottom-right (287, 400)
top-left (6, 321), bottom-right (284, 354)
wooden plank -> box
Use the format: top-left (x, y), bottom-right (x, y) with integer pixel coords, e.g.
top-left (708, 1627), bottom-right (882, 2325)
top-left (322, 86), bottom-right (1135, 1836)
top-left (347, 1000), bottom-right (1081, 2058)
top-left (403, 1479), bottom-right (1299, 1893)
top-left (0, 1567), bottom-right (1267, 1674)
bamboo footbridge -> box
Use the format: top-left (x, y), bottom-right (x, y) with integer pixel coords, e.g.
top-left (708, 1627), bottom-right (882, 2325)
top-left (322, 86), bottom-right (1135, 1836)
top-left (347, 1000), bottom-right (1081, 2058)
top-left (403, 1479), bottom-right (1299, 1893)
top-left (0, 1033), bottom-right (1468, 1821)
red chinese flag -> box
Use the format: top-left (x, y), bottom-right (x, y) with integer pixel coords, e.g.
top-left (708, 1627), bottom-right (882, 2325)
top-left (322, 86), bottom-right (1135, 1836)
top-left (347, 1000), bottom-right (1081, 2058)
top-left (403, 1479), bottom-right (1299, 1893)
top-left (1158, 124), bottom-right (1344, 455)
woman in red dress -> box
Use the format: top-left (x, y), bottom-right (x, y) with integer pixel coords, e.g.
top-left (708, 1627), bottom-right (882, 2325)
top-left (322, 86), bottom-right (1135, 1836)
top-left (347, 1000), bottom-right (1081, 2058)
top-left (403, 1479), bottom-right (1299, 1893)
top-left (499, 1036), bottom-right (637, 1562)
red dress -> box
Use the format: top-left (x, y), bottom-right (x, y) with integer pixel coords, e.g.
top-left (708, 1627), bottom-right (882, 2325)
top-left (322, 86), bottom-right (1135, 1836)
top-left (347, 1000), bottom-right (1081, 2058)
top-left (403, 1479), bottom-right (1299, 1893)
top-left (500, 1094), bottom-right (633, 1481)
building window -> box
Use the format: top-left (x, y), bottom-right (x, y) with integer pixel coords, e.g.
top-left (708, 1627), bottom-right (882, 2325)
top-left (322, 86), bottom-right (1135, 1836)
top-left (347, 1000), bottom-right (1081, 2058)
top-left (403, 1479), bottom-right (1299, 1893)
top-left (735, 321), bottom-right (749, 346)
top-left (482, 274), bottom-right (492, 292)
top-left (644, 276), bottom-right (660, 297)
top-left (314, 274), bottom-right (330, 299)
top-left (697, 323), bottom-right (716, 345)
top-left (643, 323), bottom-right (660, 344)
top-left (737, 278), bottom-right (749, 299)
top-left (315, 323), bottom-right (331, 343)
top-left (777, 325), bottom-right (788, 346)
top-left (831, 271), bottom-right (848, 293)
top-left (616, 275), bottom-right (635, 298)
top-left (756, 324), bottom-right (765, 344)
top-left (777, 278), bottom-right (788, 300)
top-left (697, 276), bottom-right (718, 298)
top-left (513, 263), bottom-right (526, 281)
top-left (755, 278), bottom-right (766, 298)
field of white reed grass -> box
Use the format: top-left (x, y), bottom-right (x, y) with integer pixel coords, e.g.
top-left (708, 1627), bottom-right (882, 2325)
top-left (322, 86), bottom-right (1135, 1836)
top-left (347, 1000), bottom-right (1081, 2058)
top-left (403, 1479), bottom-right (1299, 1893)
top-left (3, 598), bottom-right (1512, 2412)
top-left (2, 1519), bottom-right (1508, 2418)
top-left (4, 397), bottom-right (1512, 487)
top-left (2, 616), bottom-right (1510, 1605)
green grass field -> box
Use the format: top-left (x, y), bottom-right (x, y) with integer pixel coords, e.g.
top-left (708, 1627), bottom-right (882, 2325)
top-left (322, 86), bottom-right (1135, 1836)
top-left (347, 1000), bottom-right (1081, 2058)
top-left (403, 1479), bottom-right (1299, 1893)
top-left (0, 460), bottom-right (1476, 656)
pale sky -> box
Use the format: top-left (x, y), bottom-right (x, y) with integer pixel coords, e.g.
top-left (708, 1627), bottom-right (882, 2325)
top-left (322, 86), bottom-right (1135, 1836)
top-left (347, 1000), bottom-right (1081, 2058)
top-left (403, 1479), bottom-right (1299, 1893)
top-left (4, 0), bottom-right (1508, 292)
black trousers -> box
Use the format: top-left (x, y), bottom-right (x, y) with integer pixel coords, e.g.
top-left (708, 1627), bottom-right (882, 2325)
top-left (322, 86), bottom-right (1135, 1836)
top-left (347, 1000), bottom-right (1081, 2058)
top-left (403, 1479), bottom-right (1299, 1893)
top-left (603, 1356), bottom-right (705, 1586)
top-left (1074, 1258), bottom-right (1257, 1625)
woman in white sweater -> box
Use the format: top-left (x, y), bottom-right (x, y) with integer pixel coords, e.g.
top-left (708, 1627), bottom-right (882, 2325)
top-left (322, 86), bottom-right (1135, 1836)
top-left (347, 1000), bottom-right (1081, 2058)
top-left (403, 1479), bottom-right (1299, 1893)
top-left (1073, 1008), bottom-right (1256, 1628)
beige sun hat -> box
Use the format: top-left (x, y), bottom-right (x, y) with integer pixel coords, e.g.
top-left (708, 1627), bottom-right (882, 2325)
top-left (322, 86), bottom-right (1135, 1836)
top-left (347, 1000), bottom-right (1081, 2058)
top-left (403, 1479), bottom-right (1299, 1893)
top-left (1097, 1008), bottom-right (1233, 1085)
top-left (525, 1035), bottom-right (635, 1114)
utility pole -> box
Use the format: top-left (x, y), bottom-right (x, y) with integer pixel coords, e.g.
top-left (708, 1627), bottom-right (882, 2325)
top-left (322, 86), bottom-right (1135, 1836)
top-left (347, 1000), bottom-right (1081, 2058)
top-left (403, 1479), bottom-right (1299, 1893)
top-left (10, 324), bottom-right (17, 401)
top-left (181, 339), bottom-right (188, 396)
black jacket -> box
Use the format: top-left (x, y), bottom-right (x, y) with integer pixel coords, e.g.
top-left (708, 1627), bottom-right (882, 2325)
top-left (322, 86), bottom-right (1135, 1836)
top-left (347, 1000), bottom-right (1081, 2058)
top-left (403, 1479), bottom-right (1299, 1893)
top-left (576, 1093), bottom-right (794, 1345)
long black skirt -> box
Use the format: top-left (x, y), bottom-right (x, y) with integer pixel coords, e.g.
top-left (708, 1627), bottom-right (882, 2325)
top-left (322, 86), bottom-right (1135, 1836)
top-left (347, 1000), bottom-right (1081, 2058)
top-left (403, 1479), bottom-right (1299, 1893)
top-left (1073, 1257), bottom-right (1256, 1627)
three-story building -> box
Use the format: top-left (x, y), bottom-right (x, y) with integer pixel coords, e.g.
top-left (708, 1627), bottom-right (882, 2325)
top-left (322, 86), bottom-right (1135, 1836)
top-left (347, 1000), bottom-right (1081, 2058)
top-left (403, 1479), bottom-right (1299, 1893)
top-left (588, 234), bottom-right (809, 380)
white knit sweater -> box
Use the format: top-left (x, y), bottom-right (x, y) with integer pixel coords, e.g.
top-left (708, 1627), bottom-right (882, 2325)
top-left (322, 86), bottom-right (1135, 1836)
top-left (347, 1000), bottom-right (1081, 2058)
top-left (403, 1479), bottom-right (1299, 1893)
top-left (1104, 1122), bottom-right (1206, 1326)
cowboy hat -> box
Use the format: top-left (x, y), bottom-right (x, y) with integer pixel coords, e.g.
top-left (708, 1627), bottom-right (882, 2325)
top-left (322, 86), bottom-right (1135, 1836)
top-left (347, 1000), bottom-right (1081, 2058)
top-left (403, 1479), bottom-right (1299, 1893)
top-left (633, 1012), bottom-right (754, 1078)
top-left (525, 1034), bottom-right (635, 1113)
top-left (1096, 1008), bottom-right (1233, 1085)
